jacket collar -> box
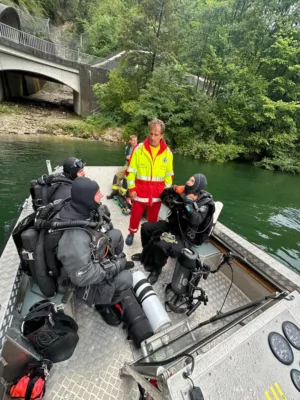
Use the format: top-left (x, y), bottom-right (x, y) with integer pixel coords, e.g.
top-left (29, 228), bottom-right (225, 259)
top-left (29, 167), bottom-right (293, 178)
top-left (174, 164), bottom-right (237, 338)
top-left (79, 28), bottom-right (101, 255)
top-left (143, 137), bottom-right (167, 158)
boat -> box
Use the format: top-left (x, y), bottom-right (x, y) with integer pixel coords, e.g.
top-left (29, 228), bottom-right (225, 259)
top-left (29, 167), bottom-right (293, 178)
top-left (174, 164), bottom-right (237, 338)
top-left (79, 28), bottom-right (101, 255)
top-left (0, 164), bottom-right (300, 400)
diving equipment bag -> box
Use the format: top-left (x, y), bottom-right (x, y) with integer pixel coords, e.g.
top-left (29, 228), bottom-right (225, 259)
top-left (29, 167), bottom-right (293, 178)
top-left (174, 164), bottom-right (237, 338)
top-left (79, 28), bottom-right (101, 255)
top-left (8, 359), bottom-right (52, 400)
top-left (21, 301), bottom-right (79, 363)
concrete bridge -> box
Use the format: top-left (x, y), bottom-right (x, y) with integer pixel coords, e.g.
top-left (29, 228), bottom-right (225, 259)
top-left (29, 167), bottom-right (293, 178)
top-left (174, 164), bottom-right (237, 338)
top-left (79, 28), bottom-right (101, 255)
top-left (0, 4), bottom-right (117, 116)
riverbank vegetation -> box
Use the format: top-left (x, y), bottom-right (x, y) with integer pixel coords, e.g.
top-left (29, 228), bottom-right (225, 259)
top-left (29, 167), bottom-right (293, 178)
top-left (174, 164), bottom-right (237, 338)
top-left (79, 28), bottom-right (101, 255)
top-left (90, 0), bottom-right (299, 173)
top-left (3, 0), bottom-right (300, 173)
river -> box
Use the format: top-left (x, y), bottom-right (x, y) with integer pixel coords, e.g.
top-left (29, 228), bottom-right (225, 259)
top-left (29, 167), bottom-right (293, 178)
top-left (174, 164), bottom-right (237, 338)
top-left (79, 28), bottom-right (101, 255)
top-left (0, 134), bottom-right (299, 273)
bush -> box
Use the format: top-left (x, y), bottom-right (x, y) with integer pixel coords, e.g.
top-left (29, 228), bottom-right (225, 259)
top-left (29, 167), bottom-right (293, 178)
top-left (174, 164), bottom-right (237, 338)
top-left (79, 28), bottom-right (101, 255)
top-left (0, 104), bottom-right (21, 114)
top-left (176, 140), bottom-right (245, 162)
top-left (255, 156), bottom-right (300, 174)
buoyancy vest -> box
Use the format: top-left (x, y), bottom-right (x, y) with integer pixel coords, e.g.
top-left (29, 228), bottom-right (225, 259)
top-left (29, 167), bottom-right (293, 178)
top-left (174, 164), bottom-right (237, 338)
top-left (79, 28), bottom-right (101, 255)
top-left (30, 174), bottom-right (73, 210)
top-left (13, 201), bottom-right (112, 298)
top-left (161, 190), bottom-right (215, 245)
top-left (179, 193), bottom-right (215, 245)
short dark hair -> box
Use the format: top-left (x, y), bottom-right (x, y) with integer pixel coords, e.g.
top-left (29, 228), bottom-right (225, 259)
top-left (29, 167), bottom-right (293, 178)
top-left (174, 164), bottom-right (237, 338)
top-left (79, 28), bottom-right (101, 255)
top-left (148, 119), bottom-right (165, 134)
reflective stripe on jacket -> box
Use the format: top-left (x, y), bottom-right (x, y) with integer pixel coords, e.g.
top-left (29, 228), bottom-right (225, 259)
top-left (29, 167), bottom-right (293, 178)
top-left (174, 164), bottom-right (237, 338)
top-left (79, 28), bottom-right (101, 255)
top-left (127, 137), bottom-right (174, 205)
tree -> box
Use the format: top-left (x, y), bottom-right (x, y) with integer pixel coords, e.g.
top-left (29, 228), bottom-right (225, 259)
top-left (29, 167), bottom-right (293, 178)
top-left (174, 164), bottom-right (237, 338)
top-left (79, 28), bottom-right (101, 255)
top-left (119, 0), bottom-right (182, 72)
top-left (82, 0), bottom-right (127, 57)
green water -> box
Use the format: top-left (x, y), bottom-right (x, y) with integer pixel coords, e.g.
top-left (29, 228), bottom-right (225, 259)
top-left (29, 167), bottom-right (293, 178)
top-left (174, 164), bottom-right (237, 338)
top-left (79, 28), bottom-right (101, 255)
top-left (0, 134), bottom-right (299, 273)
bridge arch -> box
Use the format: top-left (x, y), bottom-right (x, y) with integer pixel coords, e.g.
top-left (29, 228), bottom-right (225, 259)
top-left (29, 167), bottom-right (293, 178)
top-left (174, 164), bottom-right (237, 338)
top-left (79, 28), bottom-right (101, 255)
top-left (0, 4), bottom-right (20, 29)
top-left (0, 52), bottom-right (80, 93)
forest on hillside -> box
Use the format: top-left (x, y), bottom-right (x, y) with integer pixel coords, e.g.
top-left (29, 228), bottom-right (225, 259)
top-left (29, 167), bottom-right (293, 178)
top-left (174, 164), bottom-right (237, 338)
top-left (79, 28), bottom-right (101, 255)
top-left (2, 0), bottom-right (300, 172)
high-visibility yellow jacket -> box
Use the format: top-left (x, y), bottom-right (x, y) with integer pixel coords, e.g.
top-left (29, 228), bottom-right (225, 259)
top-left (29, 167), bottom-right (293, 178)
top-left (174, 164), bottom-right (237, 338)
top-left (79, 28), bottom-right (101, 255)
top-left (126, 137), bottom-right (174, 205)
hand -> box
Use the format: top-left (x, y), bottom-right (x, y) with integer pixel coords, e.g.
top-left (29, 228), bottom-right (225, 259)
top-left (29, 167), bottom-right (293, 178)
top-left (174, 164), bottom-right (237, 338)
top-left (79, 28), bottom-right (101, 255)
top-left (184, 194), bottom-right (197, 203)
top-left (116, 255), bottom-right (127, 270)
top-left (129, 191), bottom-right (137, 200)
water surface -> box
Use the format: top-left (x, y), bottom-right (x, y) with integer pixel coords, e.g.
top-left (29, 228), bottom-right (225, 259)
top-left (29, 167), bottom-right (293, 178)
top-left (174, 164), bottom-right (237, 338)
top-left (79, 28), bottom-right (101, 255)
top-left (0, 134), bottom-right (299, 273)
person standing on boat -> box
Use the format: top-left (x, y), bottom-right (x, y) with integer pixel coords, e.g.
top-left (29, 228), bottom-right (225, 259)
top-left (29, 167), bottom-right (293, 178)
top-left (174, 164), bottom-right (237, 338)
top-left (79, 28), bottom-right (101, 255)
top-left (55, 177), bottom-right (133, 326)
top-left (125, 119), bottom-right (174, 246)
top-left (131, 174), bottom-right (215, 284)
top-left (106, 135), bottom-right (138, 200)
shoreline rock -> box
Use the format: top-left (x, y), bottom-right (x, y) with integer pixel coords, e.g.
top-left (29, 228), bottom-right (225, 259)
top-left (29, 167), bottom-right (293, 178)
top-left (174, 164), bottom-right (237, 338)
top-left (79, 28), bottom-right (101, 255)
top-left (0, 108), bottom-right (125, 143)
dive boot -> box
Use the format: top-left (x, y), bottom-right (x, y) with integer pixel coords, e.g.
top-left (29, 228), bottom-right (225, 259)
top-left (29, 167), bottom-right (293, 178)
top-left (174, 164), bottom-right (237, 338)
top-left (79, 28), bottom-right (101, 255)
top-left (131, 253), bottom-right (142, 262)
top-left (147, 269), bottom-right (162, 285)
top-left (95, 304), bottom-right (122, 326)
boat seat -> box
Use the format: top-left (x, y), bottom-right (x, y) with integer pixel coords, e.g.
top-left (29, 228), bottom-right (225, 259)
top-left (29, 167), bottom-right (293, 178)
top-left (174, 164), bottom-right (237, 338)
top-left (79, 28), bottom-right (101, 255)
top-left (209, 201), bottom-right (223, 235)
top-left (192, 201), bottom-right (223, 264)
top-left (20, 277), bottom-right (75, 318)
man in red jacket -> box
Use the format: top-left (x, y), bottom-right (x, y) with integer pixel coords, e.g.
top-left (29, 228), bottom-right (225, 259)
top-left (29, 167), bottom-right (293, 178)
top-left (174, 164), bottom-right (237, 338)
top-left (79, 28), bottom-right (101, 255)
top-left (125, 119), bottom-right (174, 246)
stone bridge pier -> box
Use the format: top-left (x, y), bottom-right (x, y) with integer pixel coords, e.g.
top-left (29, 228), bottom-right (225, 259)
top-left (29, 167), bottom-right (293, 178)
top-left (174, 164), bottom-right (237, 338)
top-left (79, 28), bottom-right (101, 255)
top-left (0, 38), bottom-right (109, 116)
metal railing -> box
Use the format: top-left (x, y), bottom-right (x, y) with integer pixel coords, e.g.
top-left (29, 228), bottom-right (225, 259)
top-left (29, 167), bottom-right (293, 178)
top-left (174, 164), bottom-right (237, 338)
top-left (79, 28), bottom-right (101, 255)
top-left (0, 22), bottom-right (97, 64)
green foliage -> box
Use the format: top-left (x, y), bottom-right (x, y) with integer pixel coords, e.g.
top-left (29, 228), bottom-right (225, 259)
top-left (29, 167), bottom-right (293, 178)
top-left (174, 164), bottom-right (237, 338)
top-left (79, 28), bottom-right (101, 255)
top-left (0, 0), bottom-right (15, 7)
top-left (86, 113), bottom-right (120, 130)
top-left (255, 155), bottom-right (300, 174)
top-left (16, 0), bottom-right (45, 16)
top-left (93, 69), bottom-right (133, 124)
top-left (0, 103), bottom-right (21, 114)
top-left (119, 0), bottom-right (182, 72)
top-left (33, 0), bottom-right (299, 173)
top-left (47, 121), bottom-right (94, 138)
top-left (82, 0), bottom-right (126, 57)
top-left (176, 140), bottom-right (245, 162)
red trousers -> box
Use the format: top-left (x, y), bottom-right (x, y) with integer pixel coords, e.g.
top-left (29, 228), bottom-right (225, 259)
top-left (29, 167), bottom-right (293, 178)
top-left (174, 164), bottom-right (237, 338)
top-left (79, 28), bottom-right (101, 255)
top-left (128, 201), bottom-right (161, 234)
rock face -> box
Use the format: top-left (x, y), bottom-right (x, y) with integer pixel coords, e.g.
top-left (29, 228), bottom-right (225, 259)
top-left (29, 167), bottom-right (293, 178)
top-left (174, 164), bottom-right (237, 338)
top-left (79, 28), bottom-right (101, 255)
top-left (0, 83), bottom-right (125, 142)
top-left (99, 128), bottom-right (124, 143)
top-left (0, 104), bottom-right (125, 142)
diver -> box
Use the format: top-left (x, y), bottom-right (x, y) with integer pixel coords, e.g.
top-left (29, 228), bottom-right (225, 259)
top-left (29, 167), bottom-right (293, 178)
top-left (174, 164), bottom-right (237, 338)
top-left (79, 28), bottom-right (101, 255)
top-left (30, 157), bottom-right (86, 209)
top-left (131, 174), bottom-right (215, 284)
top-left (53, 177), bottom-right (134, 326)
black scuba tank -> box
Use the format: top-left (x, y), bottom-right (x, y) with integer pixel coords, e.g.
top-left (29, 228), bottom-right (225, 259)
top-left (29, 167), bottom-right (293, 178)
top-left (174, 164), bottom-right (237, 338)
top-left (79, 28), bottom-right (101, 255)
top-left (122, 289), bottom-right (153, 348)
top-left (20, 228), bottom-right (39, 278)
top-left (13, 212), bottom-right (36, 276)
top-left (34, 230), bottom-right (56, 297)
top-left (171, 248), bottom-right (198, 295)
top-left (30, 175), bottom-right (73, 210)
top-left (30, 179), bottom-right (49, 211)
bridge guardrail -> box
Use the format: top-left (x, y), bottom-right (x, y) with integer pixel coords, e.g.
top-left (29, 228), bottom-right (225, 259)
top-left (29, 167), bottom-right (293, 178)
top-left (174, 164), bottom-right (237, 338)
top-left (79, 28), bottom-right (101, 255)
top-left (0, 22), bottom-right (97, 64)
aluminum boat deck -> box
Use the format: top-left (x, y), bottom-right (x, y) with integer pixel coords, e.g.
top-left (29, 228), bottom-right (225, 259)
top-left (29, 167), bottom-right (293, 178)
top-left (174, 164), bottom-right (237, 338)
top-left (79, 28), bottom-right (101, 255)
top-left (1, 166), bottom-right (300, 400)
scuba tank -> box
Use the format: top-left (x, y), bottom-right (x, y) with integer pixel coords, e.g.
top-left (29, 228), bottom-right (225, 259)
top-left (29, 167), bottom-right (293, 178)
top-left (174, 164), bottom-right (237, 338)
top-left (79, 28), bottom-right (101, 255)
top-left (165, 248), bottom-right (210, 314)
top-left (122, 289), bottom-right (153, 348)
top-left (30, 175), bottom-right (73, 211)
top-left (20, 228), bottom-right (39, 278)
top-left (132, 271), bottom-right (171, 333)
top-left (13, 212), bottom-right (36, 277)
top-left (171, 248), bottom-right (198, 295)
top-left (13, 200), bottom-right (112, 298)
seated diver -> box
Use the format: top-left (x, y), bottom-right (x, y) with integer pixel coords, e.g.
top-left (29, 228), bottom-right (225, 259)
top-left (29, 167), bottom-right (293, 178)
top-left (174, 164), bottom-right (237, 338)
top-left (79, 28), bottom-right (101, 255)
top-left (131, 173), bottom-right (215, 285)
top-left (30, 157), bottom-right (86, 209)
top-left (51, 177), bottom-right (133, 326)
